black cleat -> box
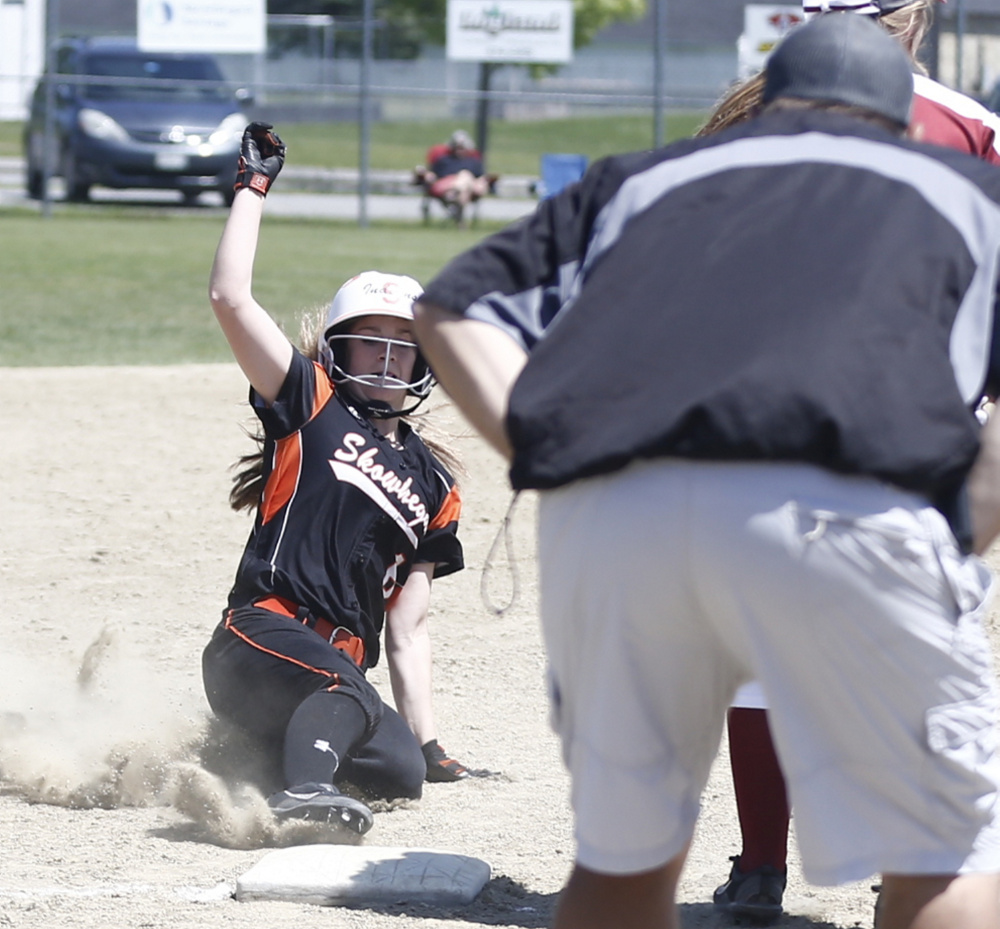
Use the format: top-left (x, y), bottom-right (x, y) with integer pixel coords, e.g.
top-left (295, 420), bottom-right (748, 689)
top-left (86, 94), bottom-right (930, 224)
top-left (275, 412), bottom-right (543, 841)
top-left (267, 782), bottom-right (374, 834)
top-left (713, 855), bottom-right (786, 924)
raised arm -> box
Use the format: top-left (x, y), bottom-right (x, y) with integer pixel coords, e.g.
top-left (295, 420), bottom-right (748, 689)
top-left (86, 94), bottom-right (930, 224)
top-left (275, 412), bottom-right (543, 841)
top-left (208, 122), bottom-right (293, 405)
top-left (412, 301), bottom-right (528, 461)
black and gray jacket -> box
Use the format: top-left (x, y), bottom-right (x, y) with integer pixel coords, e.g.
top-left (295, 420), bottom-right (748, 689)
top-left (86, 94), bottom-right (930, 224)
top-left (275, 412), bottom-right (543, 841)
top-left (422, 111), bottom-right (1000, 534)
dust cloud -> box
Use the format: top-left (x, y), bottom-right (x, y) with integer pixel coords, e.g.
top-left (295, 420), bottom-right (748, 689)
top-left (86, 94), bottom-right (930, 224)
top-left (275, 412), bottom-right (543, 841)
top-left (0, 625), bottom-right (202, 808)
top-left (0, 625), bottom-right (365, 848)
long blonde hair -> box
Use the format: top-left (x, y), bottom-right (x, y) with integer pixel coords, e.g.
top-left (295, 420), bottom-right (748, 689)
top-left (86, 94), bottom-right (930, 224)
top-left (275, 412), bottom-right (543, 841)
top-left (696, 1), bottom-right (934, 138)
top-left (880, 0), bottom-right (933, 66)
top-left (229, 308), bottom-right (464, 513)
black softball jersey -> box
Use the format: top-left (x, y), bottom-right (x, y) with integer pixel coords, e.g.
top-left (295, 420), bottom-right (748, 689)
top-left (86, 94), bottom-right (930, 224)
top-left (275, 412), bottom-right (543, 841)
top-left (227, 350), bottom-right (463, 669)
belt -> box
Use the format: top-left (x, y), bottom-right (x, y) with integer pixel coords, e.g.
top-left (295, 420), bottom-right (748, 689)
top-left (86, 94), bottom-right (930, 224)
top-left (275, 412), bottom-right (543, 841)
top-left (254, 595), bottom-right (366, 667)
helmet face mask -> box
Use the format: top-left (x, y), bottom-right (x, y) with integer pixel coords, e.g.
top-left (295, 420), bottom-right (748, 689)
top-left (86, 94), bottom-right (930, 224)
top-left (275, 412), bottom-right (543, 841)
top-left (322, 331), bottom-right (435, 398)
top-left (316, 271), bottom-right (436, 405)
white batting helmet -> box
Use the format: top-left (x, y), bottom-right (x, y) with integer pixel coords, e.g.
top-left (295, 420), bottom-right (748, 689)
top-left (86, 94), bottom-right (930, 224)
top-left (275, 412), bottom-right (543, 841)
top-left (317, 271), bottom-right (434, 399)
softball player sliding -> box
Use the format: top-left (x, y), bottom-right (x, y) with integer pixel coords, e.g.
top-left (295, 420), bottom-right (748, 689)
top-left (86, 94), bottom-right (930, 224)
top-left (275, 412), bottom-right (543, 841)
top-left (702, 2), bottom-right (1000, 919)
top-left (201, 123), bottom-right (469, 835)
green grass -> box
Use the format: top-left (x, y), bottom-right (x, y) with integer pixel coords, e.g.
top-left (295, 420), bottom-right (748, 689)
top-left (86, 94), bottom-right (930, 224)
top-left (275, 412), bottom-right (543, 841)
top-left (257, 113), bottom-right (706, 174)
top-left (0, 210), bottom-right (491, 366)
top-left (1, 112), bottom-right (707, 173)
top-left (0, 109), bottom-right (709, 367)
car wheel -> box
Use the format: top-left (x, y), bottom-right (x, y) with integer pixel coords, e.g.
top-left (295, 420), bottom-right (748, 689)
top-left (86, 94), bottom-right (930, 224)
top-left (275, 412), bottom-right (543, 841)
top-left (181, 189), bottom-right (201, 206)
top-left (62, 147), bottom-right (91, 202)
top-left (26, 161), bottom-right (44, 200)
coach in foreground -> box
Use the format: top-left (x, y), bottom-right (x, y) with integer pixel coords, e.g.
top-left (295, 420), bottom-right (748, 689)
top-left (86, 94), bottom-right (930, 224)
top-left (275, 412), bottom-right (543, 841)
top-left (413, 14), bottom-right (1000, 929)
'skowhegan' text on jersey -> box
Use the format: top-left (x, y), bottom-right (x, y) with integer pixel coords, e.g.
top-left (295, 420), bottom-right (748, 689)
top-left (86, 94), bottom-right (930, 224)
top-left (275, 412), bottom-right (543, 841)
top-left (227, 350), bottom-right (463, 669)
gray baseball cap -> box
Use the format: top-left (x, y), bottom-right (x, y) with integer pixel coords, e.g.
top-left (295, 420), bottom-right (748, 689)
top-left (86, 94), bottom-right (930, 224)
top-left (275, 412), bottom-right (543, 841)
top-left (763, 13), bottom-right (913, 126)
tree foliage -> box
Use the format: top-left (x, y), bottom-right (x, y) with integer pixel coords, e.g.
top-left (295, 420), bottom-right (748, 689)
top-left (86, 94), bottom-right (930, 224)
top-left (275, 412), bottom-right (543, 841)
top-left (570, 0), bottom-right (647, 49)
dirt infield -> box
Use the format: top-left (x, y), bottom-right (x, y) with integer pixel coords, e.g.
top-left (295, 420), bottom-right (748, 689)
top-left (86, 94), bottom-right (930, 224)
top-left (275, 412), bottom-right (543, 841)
top-left (2, 364), bottom-right (993, 928)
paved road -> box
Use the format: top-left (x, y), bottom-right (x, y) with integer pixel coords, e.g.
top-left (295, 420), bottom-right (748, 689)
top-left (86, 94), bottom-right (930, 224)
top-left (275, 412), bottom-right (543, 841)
top-left (0, 156), bottom-right (538, 223)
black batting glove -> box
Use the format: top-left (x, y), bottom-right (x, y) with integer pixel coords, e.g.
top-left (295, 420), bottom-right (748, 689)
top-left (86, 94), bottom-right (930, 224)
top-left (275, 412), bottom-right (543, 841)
top-left (234, 121), bottom-right (286, 196)
top-left (422, 739), bottom-right (470, 782)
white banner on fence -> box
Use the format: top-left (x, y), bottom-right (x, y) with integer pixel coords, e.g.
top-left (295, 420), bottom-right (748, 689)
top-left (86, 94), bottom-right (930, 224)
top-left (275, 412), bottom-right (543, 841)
top-left (737, 5), bottom-right (804, 78)
top-left (0, 0), bottom-right (45, 119)
top-left (447, 0), bottom-right (574, 64)
top-left (138, 0), bottom-right (266, 54)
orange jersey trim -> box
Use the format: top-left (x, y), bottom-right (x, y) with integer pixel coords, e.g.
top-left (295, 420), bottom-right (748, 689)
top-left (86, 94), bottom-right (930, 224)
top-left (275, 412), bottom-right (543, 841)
top-left (223, 609), bottom-right (342, 687)
top-left (428, 483), bottom-right (462, 531)
top-left (310, 361), bottom-right (335, 418)
top-left (260, 433), bottom-right (302, 525)
top-left (258, 365), bottom-right (334, 526)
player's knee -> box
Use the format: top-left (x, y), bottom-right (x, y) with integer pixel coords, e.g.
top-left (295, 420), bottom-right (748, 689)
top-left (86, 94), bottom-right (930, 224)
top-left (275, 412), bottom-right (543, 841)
top-left (393, 748), bottom-right (426, 799)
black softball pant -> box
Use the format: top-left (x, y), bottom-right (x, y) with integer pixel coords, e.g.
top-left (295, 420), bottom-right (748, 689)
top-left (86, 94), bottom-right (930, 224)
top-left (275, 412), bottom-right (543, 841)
top-left (202, 604), bottom-right (425, 800)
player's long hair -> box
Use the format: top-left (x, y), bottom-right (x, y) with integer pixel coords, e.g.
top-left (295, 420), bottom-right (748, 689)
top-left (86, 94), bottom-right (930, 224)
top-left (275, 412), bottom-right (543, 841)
top-left (229, 307), bottom-right (464, 513)
top-left (696, 0), bottom-right (933, 137)
top-left (880, 0), bottom-right (933, 63)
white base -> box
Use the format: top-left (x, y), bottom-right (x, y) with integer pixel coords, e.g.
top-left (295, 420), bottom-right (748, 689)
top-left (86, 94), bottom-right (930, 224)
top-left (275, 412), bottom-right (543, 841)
top-left (236, 845), bottom-right (491, 907)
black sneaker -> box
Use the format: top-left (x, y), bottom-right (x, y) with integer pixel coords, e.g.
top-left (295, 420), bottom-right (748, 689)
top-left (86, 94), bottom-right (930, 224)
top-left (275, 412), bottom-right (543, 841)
top-left (267, 782), bottom-right (374, 835)
top-left (713, 855), bottom-right (786, 924)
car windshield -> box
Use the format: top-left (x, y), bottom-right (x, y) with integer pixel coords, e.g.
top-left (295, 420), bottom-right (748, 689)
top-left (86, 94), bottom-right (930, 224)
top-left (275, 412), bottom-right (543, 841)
top-left (80, 54), bottom-right (231, 103)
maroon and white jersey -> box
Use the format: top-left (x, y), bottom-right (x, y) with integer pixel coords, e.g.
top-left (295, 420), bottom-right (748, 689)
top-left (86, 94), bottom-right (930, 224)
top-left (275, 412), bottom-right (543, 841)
top-left (912, 74), bottom-right (1000, 164)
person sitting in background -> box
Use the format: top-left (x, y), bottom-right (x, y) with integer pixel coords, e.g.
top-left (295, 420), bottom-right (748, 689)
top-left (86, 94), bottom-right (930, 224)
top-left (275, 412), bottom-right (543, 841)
top-left (414, 130), bottom-right (496, 224)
